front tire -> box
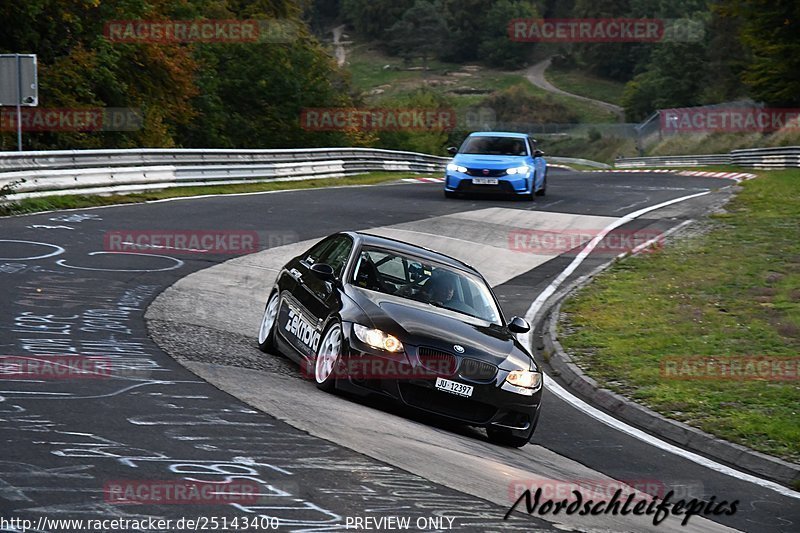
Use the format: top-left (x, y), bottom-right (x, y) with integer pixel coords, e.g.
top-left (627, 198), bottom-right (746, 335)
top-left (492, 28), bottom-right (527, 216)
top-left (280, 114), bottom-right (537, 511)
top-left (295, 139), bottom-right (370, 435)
top-left (444, 190), bottom-right (457, 199)
top-left (535, 174), bottom-right (547, 196)
top-left (315, 321), bottom-right (343, 392)
top-left (257, 292), bottom-right (280, 352)
top-left (523, 177), bottom-right (536, 201)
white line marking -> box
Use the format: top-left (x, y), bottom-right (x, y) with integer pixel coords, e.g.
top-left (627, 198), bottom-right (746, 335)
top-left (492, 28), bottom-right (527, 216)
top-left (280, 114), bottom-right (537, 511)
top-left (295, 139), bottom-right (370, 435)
top-left (545, 378), bottom-right (800, 499)
top-left (120, 241), bottom-right (209, 254)
top-left (56, 251), bottom-right (184, 272)
top-left (522, 191), bottom-right (710, 323)
top-left (0, 240), bottom-right (65, 261)
top-left (614, 219), bottom-right (693, 259)
top-left (521, 190), bottom-right (800, 500)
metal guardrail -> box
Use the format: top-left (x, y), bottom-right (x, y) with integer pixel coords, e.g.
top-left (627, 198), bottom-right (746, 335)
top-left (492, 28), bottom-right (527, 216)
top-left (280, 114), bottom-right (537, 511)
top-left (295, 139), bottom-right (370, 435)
top-left (0, 148), bottom-right (450, 200)
top-left (0, 147), bottom-right (615, 201)
top-left (730, 146), bottom-right (800, 168)
top-left (548, 156), bottom-right (611, 169)
top-left (615, 146), bottom-right (800, 169)
top-left (614, 154), bottom-right (732, 168)
top-left (0, 147), bottom-right (450, 171)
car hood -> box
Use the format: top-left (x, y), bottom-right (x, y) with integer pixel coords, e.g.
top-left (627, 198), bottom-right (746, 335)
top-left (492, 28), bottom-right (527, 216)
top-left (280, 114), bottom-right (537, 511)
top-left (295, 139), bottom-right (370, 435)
top-left (452, 154), bottom-right (528, 169)
top-left (345, 286), bottom-right (535, 370)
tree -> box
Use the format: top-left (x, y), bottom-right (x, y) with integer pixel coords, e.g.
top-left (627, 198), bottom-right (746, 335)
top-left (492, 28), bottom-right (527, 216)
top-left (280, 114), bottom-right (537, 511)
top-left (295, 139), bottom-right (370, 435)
top-left (340, 0), bottom-right (415, 39)
top-left (372, 89), bottom-right (454, 154)
top-left (715, 0), bottom-right (800, 106)
top-left (0, 0), bottom-right (362, 149)
top-left (621, 42), bottom-right (708, 121)
top-left (477, 0), bottom-right (539, 69)
top-left (386, 0), bottom-right (449, 69)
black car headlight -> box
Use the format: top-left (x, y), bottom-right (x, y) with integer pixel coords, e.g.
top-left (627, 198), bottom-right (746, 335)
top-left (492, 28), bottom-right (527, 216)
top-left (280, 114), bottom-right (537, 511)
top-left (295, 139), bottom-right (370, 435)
top-left (353, 324), bottom-right (404, 353)
top-left (502, 370), bottom-right (542, 395)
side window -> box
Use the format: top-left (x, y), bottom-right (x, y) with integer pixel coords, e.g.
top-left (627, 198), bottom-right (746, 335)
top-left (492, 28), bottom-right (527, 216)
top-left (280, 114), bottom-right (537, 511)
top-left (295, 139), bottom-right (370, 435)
top-left (375, 254), bottom-right (406, 281)
top-left (318, 235), bottom-right (353, 277)
top-left (302, 237), bottom-right (335, 266)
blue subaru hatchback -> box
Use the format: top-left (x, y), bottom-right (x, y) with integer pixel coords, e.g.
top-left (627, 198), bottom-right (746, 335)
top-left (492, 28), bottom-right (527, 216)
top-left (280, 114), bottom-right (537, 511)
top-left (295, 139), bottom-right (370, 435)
top-left (443, 132), bottom-right (547, 200)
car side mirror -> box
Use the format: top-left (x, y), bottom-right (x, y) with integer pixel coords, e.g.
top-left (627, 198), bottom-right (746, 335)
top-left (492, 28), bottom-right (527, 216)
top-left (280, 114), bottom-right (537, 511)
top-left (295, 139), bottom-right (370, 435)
top-left (310, 263), bottom-right (336, 281)
top-left (533, 150), bottom-right (544, 158)
top-left (508, 316), bottom-right (530, 333)
top-left (447, 146), bottom-right (458, 155)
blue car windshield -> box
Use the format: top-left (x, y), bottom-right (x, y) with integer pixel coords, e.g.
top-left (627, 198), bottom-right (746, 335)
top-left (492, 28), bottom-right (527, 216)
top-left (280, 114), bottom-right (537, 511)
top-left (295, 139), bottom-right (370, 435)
top-left (460, 136), bottom-right (528, 156)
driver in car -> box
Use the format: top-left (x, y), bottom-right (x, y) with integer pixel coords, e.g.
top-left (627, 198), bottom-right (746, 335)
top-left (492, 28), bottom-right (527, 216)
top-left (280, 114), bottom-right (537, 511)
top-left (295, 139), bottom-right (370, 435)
top-left (424, 270), bottom-right (457, 306)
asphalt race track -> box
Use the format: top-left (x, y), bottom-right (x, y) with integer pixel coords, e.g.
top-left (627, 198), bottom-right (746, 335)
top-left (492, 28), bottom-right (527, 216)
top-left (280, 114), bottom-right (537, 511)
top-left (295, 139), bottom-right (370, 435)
top-left (1, 168), bottom-right (798, 532)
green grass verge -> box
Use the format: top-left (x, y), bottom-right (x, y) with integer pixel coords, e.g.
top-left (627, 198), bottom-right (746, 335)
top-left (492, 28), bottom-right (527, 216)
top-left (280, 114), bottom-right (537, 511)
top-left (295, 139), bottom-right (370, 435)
top-left (0, 172), bottom-right (405, 216)
top-left (545, 65), bottom-right (626, 106)
top-left (511, 80), bottom-right (618, 125)
top-left (546, 135), bottom-right (636, 164)
top-left (558, 169), bottom-right (800, 463)
top-left (347, 44), bottom-right (617, 124)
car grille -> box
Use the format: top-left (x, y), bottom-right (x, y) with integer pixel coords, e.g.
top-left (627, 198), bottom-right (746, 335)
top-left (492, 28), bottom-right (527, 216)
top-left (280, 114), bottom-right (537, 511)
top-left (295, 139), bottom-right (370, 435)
top-left (455, 180), bottom-right (516, 193)
top-left (399, 383), bottom-right (497, 424)
top-left (417, 347), bottom-right (457, 376)
top-left (458, 358), bottom-right (497, 382)
top-left (466, 168), bottom-right (507, 177)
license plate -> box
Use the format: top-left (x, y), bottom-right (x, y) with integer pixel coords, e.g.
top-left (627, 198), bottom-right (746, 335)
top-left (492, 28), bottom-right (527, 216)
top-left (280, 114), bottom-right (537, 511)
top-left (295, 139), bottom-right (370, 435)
top-left (435, 377), bottom-right (473, 397)
top-left (472, 177), bottom-right (498, 185)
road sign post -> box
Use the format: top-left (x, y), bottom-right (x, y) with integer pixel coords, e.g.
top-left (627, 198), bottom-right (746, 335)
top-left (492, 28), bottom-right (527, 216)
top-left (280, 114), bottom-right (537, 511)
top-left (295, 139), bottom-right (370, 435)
top-left (0, 54), bottom-right (38, 151)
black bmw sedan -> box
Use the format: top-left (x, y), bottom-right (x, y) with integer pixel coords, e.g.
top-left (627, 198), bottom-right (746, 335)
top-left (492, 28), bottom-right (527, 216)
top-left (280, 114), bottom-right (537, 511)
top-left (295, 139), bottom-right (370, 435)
top-left (257, 231), bottom-right (543, 447)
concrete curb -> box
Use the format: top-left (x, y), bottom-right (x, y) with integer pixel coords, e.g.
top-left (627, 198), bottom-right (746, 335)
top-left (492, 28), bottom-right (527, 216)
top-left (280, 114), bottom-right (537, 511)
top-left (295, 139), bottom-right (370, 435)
top-left (538, 247), bottom-right (800, 489)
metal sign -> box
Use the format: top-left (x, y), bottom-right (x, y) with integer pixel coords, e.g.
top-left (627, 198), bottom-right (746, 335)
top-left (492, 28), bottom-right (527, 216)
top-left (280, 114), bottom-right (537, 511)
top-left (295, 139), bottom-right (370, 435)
top-left (0, 54), bottom-right (38, 106)
top-left (0, 54), bottom-right (38, 150)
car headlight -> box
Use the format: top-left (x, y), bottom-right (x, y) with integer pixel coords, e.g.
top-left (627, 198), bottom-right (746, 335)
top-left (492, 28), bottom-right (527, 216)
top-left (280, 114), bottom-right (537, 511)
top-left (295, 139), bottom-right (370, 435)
top-left (506, 165), bottom-right (530, 175)
top-left (505, 370), bottom-right (542, 389)
top-left (446, 163), bottom-right (467, 173)
top-left (353, 324), bottom-right (404, 353)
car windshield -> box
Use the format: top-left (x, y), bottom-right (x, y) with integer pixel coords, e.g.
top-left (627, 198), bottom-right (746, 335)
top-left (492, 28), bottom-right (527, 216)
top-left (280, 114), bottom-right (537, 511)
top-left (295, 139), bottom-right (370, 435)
top-left (460, 136), bottom-right (528, 156)
top-left (351, 247), bottom-right (502, 325)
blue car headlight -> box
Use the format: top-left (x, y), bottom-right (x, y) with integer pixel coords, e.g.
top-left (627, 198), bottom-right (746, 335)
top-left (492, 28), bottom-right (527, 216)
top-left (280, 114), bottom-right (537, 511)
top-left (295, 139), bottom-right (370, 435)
top-left (447, 163), bottom-right (467, 173)
top-left (506, 165), bottom-right (530, 175)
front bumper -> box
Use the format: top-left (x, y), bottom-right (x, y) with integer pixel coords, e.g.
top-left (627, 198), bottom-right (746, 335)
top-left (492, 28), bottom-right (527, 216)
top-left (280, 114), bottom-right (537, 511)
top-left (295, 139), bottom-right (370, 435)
top-left (335, 339), bottom-right (542, 431)
top-left (444, 172), bottom-right (532, 196)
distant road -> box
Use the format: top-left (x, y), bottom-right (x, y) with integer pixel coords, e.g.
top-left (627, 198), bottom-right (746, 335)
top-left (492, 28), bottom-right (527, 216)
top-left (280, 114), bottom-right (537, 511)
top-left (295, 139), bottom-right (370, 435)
top-left (525, 57), bottom-right (625, 120)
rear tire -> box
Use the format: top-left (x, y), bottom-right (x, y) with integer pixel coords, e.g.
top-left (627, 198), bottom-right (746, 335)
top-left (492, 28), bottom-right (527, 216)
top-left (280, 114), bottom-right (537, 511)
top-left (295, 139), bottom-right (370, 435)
top-left (444, 190), bottom-right (457, 199)
top-left (257, 292), bottom-right (280, 352)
